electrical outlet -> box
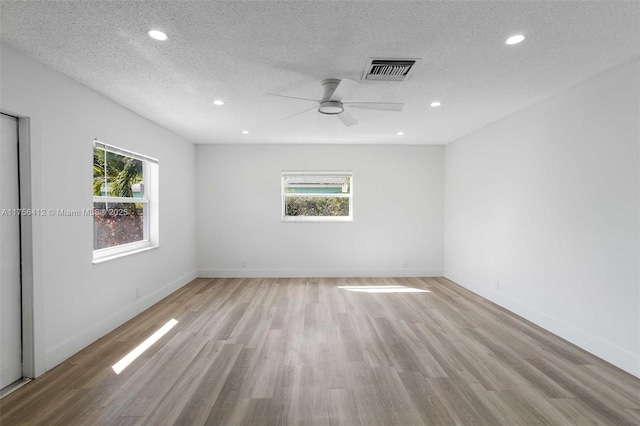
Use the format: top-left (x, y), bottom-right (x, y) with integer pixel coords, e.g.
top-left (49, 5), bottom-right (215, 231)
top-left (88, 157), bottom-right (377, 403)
top-left (241, 260), bottom-right (247, 268)
top-left (423, 258), bottom-right (429, 266)
top-left (494, 281), bottom-right (500, 290)
top-left (403, 260), bottom-right (409, 269)
top-left (136, 287), bottom-right (141, 299)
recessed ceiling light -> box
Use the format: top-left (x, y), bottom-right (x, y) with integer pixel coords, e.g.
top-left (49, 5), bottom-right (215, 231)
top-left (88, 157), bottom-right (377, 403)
top-left (506, 34), bottom-right (525, 45)
top-left (430, 101), bottom-right (442, 107)
top-left (213, 100), bottom-right (225, 106)
top-left (397, 131), bottom-right (405, 136)
top-left (242, 130), bottom-right (249, 134)
top-left (148, 30), bottom-right (168, 41)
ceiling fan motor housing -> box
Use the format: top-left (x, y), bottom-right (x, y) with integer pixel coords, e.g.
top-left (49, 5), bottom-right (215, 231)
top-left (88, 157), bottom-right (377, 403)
top-left (319, 79), bottom-right (344, 114)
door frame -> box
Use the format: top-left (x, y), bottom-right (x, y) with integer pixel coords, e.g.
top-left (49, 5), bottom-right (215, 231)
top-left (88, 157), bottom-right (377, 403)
top-left (17, 116), bottom-right (35, 378)
top-left (1, 111), bottom-right (35, 379)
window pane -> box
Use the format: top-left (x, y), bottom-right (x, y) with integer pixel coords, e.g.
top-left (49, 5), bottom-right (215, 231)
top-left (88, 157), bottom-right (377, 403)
top-left (284, 176), bottom-right (350, 195)
top-left (93, 147), bottom-right (107, 196)
top-left (285, 196), bottom-right (349, 217)
top-left (93, 147), bottom-right (144, 198)
top-left (93, 202), bottom-right (145, 250)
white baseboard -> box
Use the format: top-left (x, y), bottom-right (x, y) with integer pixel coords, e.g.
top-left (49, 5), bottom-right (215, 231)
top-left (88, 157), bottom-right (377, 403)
top-left (197, 268), bottom-right (443, 278)
top-left (444, 269), bottom-right (640, 379)
top-left (45, 269), bottom-right (197, 370)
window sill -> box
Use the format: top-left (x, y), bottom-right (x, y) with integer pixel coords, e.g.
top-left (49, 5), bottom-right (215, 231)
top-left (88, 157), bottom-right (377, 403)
top-left (92, 244), bottom-right (158, 264)
top-left (282, 216), bottom-right (353, 223)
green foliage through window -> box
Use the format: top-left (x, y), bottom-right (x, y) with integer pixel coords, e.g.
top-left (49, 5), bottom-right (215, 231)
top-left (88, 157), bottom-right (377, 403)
top-left (93, 147), bottom-right (143, 198)
top-left (285, 196), bottom-right (349, 217)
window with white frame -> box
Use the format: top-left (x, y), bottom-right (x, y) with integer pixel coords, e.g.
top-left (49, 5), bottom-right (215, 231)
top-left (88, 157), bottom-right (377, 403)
top-left (92, 140), bottom-right (158, 261)
top-left (282, 172), bottom-right (353, 222)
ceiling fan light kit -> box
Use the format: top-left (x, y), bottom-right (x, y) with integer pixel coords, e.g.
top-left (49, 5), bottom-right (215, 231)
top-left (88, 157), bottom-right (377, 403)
top-left (318, 101), bottom-right (343, 115)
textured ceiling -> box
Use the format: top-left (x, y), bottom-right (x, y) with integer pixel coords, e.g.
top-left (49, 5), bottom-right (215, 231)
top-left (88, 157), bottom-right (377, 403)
top-left (1, 1), bottom-right (638, 145)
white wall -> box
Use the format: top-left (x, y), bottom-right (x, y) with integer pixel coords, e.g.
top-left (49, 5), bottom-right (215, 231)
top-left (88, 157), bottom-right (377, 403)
top-left (0, 44), bottom-right (197, 375)
top-left (196, 144), bottom-right (444, 277)
top-left (444, 59), bottom-right (640, 377)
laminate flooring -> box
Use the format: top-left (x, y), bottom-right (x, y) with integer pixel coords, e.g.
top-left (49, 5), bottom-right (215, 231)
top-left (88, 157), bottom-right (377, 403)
top-left (2, 277), bottom-right (640, 425)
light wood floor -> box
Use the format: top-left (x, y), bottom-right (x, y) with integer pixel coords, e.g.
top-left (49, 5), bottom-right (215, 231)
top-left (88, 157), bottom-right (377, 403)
top-left (2, 277), bottom-right (640, 425)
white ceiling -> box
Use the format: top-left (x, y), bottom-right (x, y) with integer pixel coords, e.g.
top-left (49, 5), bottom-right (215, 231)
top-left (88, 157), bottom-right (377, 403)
top-left (1, 1), bottom-right (638, 145)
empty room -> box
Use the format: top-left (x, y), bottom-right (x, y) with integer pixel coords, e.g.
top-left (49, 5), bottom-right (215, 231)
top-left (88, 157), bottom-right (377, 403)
top-left (0, 1), bottom-right (639, 425)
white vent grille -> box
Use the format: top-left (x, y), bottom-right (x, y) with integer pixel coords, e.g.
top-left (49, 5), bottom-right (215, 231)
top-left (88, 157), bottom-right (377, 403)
top-left (363, 58), bottom-right (419, 81)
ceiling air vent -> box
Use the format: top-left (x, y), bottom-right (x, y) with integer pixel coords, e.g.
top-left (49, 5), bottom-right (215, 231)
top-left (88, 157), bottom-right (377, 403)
top-left (362, 58), bottom-right (420, 82)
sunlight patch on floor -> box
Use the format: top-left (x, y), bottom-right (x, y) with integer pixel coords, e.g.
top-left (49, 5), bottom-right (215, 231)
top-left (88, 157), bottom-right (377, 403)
top-left (112, 318), bottom-right (178, 374)
top-left (337, 285), bottom-right (430, 293)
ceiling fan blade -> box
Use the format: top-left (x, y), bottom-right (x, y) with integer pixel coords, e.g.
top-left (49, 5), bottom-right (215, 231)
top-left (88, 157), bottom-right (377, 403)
top-left (281, 105), bottom-right (317, 120)
top-left (266, 93), bottom-right (321, 103)
top-left (337, 111), bottom-right (358, 127)
top-left (329, 78), bottom-right (359, 102)
top-left (343, 102), bottom-right (404, 112)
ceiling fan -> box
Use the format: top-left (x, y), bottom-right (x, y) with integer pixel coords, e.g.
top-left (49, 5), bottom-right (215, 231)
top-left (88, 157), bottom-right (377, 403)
top-left (267, 78), bottom-right (403, 127)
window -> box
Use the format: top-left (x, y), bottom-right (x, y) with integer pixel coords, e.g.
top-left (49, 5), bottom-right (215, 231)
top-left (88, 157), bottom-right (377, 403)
top-left (92, 140), bottom-right (158, 261)
top-left (282, 171), bottom-right (353, 222)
